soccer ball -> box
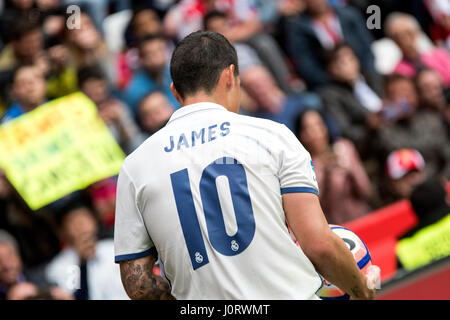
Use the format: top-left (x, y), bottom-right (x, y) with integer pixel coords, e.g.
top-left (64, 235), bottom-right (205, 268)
top-left (316, 225), bottom-right (372, 300)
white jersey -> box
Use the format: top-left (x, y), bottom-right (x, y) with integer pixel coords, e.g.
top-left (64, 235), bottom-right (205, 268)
top-left (114, 102), bottom-right (322, 299)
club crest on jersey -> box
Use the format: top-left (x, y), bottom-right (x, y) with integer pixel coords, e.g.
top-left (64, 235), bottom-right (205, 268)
top-left (164, 122), bottom-right (231, 152)
top-left (231, 240), bottom-right (239, 252)
top-left (194, 252), bottom-right (203, 264)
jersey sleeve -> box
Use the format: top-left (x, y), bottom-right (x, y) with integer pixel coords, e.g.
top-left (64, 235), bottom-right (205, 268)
top-left (114, 164), bottom-right (154, 263)
top-left (277, 124), bottom-right (319, 196)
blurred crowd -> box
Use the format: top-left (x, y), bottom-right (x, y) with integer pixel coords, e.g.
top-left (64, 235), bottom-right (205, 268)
top-left (0, 0), bottom-right (449, 300)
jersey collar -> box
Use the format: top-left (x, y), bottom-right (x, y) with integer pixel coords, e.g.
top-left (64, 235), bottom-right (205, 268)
top-left (167, 102), bottom-right (227, 124)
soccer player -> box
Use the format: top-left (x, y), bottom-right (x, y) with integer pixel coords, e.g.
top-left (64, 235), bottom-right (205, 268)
top-left (114, 31), bottom-right (376, 300)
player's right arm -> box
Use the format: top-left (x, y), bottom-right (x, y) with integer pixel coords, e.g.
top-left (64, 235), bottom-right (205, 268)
top-left (283, 193), bottom-right (375, 300)
top-left (276, 124), bottom-right (375, 300)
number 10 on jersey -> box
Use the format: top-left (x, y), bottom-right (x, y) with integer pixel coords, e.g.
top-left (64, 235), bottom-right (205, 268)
top-left (170, 157), bottom-right (256, 270)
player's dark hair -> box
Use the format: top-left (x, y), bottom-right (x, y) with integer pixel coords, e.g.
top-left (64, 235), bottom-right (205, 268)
top-left (170, 31), bottom-right (239, 99)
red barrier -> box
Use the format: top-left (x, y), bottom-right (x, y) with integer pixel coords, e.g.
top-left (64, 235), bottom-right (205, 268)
top-left (344, 200), bottom-right (418, 281)
top-left (343, 181), bottom-right (450, 282)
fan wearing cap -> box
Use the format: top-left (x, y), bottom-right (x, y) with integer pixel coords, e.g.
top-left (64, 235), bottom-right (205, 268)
top-left (384, 149), bottom-right (428, 204)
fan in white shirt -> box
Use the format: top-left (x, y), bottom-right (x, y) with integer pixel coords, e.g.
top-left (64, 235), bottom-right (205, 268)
top-left (46, 203), bottom-right (128, 300)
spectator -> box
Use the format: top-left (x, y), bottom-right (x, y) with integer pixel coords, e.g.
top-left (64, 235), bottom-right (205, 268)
top-left (78, 64), bottom-right (145, 155)
top-left (295, 109), bottom-right (372, 225)
top-left (0, 230), bottom-right (67, 300)
top-left (44, 39), bottom-right (79, 99)
top-left (64, 11), bottom-right (116, 85)
top-left (379, 74), bottom-right (418, 124)
top-left (240, 64), bottom-right (329, 134)
top-left (0, 9), bottom-right (48, 108)
top-left (165, 0), bottom-right (293, 92)
top-left (396, 177), bottom-right (450, 270)
top-left (121, 34), bottom-right (178, 116)
top-left (0, 0), bottom-right (37, 45)
top-left (319, 42), bottom-right (384, 152)
top-left (385, 12), bottom-right (450, 88)
top-left (407, 177), bottom-right (450, 237)
top-left (0, 4), bottom-right (75, 100)
top-left (203, 9), bottom-right (303, 95)
top-left (0, 171), bottom-right (61, 269)
top-left (36, 0), bottom-right (67, 39)
top-left (273, 0), bottom-right (306, 55)
top-left (137, 91), bottom-right (174, 137)
top-left (0, 19), bottom-right (45, 73)
top-left (125, 6), bottom-right (165, 47)
top-left (86, 178), bottom-right (118, 231)
top-left (415, 68), bottom-right (449, 125)
top-left (382, 148), bottom-right (428, 205)
top-left (0, 230), bottom-right (26, 300)
top-left (164, 0), bottom-right (261, 42)
top-left (1, 64), bottom-right (47, 123)
top-left (45, 202), bottom-right (128, 300)
top-left (203, 10), bottom-right (263, 76)
top-left (285, 0), bottom-right (376, 89)
top-left (119, 6), bottom-right (172, 90)
top-left (61, 0), bottom-right (131, 32)
top-left (375, 74), bottom-right (450, 179)
top-left (415, 68), bottom-right (450, 160)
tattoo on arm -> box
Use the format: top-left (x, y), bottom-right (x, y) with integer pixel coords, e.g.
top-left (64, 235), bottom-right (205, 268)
top-left (120, 259), bottom-right (175, 300)
top-left (351, 286), bottom-right (362, 299)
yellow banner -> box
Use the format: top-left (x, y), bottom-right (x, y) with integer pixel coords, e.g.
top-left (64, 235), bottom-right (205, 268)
top-left (0, 92), bottom-right (126, 210)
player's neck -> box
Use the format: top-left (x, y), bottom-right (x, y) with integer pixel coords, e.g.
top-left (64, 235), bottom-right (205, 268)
top-left (180, 92), bottom-right (225, 109)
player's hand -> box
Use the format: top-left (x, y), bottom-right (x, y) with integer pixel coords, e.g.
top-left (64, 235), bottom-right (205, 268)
top-left (350, 265), bottom-right (380, 300)
top-left (366, 265), bottom-right (381, 292)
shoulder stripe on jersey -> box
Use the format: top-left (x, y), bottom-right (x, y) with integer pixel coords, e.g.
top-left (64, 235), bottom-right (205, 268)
top-left (280, 187), bottom-right (319, 196)
top-left (114, 247), bottom-right (155, 263)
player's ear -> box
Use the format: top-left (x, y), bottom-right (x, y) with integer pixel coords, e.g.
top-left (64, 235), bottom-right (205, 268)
top-left (225, 64), bottom-right (236, 89)
top-left (170, 82), bottom-right (183, 104)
